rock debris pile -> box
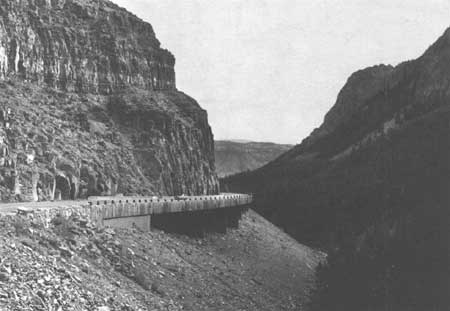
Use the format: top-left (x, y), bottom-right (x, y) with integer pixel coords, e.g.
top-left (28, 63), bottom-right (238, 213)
top-left (0, 209), bottom-right (324, 310)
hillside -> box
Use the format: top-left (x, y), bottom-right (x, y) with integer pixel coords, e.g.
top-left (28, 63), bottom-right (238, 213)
top-left (215, 140), bottom-right (292, 177)
top-left (224, 28), bottom-right (450, 310)
top-left (0, 0), bottom-right (218, 202)
top-left (0, 209), bottom-right (324, 310)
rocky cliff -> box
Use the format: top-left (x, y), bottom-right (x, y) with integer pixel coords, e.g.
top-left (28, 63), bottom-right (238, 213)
top-left (215, 140), bottom-right (292, 178)
top-left (0, 0), bottom-right (219, 201)
top-left (224, 28), bottom-right (450, 310)
top-left (0, 0), bottom-right (175, 93)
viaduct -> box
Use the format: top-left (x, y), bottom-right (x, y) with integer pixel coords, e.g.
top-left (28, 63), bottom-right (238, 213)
top-left (3, 193), bottom-right (253, 236)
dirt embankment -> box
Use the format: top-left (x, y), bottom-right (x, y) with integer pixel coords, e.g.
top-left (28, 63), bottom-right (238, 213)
top-left (0, 209), bottom-right (324, 311)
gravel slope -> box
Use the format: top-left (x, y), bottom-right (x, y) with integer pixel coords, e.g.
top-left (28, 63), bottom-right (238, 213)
top-left (0, 209), bottom-right (324, 310)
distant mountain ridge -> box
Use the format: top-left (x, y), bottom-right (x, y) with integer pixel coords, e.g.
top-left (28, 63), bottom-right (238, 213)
top-left (214, 140), bottom-right (292, 177)
top-left (224, 27), bottom-right (450, 311)
top-left (225, 139), bottom-right (253, 143)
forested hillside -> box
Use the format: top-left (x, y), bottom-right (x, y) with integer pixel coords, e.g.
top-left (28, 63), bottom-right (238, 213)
top-left (224, 28), bottom-right (450, 310)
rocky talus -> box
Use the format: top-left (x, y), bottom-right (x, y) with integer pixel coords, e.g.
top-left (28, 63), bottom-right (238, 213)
top-left (0, 0), bottom-right (219, 201)
top-left (0, 209), bottom-right (324, 310)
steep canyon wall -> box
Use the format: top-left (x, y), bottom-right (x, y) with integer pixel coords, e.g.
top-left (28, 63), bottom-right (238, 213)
top-left (0, 0), bottom-right (219, 202)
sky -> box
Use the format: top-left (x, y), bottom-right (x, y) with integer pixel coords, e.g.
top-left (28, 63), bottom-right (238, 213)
top-left (112, 0), bottom-right (450, 144)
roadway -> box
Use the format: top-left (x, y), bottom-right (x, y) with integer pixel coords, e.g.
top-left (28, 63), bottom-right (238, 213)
top-left (0, 193), bottom-right (252, 215)
top-left (0, 200), bottom-right (88, 215)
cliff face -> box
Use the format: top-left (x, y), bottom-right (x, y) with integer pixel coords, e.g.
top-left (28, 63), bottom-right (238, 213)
top-left (215, 140), bottom-right (292, 178)
top-left (307, 64), bottom-right (394, 142)
top-left (224, 28), bottom-right (450, 310)
top-left (0, 0), bottom-right (219, 201)
top-left (0, 0), bottom-right (175, 93)
top-left (282, 28), bottom-right (450, 163)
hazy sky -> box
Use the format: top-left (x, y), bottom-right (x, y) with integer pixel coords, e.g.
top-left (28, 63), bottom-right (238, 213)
top-left (112, 0), bottom-right (450, 144)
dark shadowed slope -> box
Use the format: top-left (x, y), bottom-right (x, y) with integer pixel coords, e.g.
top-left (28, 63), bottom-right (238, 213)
top-left (224, 27), bottom-right (450, 311)
top-left (215, 140), bottom-right (292, 177)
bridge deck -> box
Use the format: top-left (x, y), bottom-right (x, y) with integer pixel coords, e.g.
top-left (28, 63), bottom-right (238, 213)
top-left (87, 193), bottom-right (252, 218)
top-left (0, 194), bottom-right (252, 217)
top-left (0, 193), bottom-right (253, 233)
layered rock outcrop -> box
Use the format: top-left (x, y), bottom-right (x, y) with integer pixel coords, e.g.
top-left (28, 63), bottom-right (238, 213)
top-left (0, 0), bottom-right (219, 201)
top-left (0, 0), bottom-right (175, 93)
